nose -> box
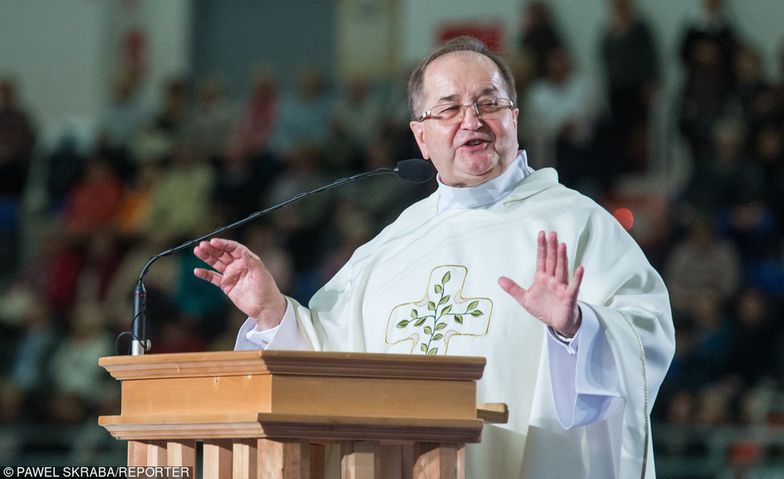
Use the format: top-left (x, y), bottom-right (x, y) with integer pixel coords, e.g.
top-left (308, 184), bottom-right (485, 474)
top-left (460, 103), bottom-right (483, 129)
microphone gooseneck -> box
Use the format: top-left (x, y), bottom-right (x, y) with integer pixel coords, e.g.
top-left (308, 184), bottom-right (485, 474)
top-left (127, 159), bottom-right (432, 355)
top-left (394, 158), bottom-right (434, 184)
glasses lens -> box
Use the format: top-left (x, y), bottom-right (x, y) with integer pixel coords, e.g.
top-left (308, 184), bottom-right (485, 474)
top-left (433, 104), bottom-right (461, 120)
top-left (423, 99), bottom-right (511, 123)
top-left (477, 99), bottom-right (505, 114)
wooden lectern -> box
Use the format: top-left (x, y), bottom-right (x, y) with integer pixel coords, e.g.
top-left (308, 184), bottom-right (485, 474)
top-left (98, 350), bottom-right (506, 478)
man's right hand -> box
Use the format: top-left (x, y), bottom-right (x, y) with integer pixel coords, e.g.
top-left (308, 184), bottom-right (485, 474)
top-left (193, 238), bottom-right (287, 330)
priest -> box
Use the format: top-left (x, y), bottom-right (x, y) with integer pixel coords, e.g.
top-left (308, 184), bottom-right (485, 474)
top-left (193, 36), bottom-right (675, 478)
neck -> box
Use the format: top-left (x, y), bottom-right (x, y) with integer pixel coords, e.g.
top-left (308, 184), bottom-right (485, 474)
top-left (435, 151), bottom-right (532, 211)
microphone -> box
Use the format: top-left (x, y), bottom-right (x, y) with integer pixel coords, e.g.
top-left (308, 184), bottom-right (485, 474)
top-left (125, 159), bottom-right (434, 355)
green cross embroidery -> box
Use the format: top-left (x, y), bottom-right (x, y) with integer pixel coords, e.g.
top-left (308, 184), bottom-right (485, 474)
top-left (385, 265), bottom-right (492, 355)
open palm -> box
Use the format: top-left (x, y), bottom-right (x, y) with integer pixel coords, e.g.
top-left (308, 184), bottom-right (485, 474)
top-left (498, 231), bottom-right (584, 337)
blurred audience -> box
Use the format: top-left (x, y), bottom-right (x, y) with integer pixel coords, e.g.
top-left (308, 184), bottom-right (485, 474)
top-left (599, 0), bottom-right (659, 175)
top-left (522, 46), bottom-right (598, 189)
top-left (517, 1), bottom-right (564, 79)
top-left (0, 77), bottom-right (35, 200)
top-left (2, 4), bottom-right (784, 473)
top-left (0, 78), bottom-right (36, 285)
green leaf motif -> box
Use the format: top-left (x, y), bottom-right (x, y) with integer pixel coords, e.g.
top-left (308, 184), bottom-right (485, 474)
top-left (455, 315), bottom-right (464, 324)
top-left (420, 343), bottom-right (427, 352)
top-left (432, 333), bottom-right (443, 341)
top-left (427, 301), bottom-right (436, 311)
top-left (438, 295), bottom-right (450, 306)
top-left (440, 304), bottom-right (452, 316)
top-left (414, 318), bottom-right (427, 327)
top-left (466, 300), bottom-right (479, 311)
top-left (435, 322), bottom-right (447, 331)
top-left (424, 326), bottom-right (433, 335)
top-left (441, 271), bottom-right (451, 285)
top-left (410, 309), bottom-right (418, 318)
top-left (396, 320), bottom-right (410, 328)
top-left (471, 310), bottom-right (484, 317)
top-left (434, 284), bottom-right (443, 294)
top-left (427, 348), bottom-right (439, 355)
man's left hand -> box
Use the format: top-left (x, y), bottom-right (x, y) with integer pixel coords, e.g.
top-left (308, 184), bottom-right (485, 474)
top-left (498, 231), bottom-right (584, 337)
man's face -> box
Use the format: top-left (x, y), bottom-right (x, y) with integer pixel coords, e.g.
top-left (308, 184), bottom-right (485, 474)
top-left (409, 51), bottom-right (519, 187)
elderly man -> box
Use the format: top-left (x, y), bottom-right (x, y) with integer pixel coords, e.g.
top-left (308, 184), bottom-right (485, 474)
top-left (194, 37), bottom-right (674, 478)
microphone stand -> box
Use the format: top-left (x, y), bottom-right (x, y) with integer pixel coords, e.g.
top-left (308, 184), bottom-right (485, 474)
top-left (129, 162), bottom-right (430, 355)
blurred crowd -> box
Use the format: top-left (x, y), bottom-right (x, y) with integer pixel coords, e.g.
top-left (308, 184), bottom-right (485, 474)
top-left (0, 0), bottom-right (783, 473)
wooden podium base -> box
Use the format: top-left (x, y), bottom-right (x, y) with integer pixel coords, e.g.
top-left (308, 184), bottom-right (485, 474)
top-left (99, 351), bottom-right (500, 479)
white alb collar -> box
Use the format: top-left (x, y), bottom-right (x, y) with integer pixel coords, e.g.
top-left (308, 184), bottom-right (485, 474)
top-left (435, 151), bottom-right (533, 212)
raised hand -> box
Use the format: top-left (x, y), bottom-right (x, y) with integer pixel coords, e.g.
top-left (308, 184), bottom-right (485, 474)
top-left (498, 231), bottom-right (585, 337)
top-left (193, 238), bottom-right (286, 330)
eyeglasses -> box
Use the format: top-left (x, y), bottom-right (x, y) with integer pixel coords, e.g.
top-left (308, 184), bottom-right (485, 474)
top-left (416, 97), bottom-right (515, 123)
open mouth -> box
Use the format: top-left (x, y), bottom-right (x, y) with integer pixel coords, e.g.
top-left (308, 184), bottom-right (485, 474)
top-left (464, 139), bottom-right (484, 147)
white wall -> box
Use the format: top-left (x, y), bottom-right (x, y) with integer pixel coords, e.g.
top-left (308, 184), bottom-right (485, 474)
top-left (0, 0), bottom-right (109, 146)
top-left (0, 0), bottom-right (191, 150)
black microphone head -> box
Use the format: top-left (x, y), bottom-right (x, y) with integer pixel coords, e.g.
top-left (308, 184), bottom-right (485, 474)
top-left (395, 159), bottom-right (435, 184)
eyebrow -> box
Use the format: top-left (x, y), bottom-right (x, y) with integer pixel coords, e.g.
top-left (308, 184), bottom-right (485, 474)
top-left (436, 86), bottom-right (499, 104)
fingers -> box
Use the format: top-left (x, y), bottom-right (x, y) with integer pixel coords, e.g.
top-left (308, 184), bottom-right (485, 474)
top-left (193, 267), bottom-right (222, 288)
top-left (498, 276), bottom-right (527, 304)
top-left (193, 244), bottom-right (223, 272)
top-left (555, 242), bottom-right (568, 284)
top-left (536, 231), bottom-right (546, 273)
top-left (545, 231), bottom-right (557, 275)
top-left (538, 231), bottom-right (570, 285)
top-left (567, 265), bottom-right (585, 297)
top-left (193, 238), bottom-right (245, 272)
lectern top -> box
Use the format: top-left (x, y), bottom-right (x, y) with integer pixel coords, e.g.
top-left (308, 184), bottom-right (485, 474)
top-left (99, 350), bottom-right (486, 381)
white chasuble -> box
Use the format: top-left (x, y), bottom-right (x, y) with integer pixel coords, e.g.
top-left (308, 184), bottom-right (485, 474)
top-left (240, 167), bottom-right (675, 478)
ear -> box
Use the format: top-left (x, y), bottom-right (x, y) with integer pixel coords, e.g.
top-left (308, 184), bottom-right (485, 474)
top-left (409, 121), bottom-right (430, 159)
top-left (512, 107), bottom-right (519, 130)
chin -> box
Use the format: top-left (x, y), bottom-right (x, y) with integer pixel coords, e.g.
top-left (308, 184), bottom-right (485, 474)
top-left (460, 155), bottom-right (499, 176)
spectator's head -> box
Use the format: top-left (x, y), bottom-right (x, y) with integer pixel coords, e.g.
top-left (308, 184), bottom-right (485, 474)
top-left (522, 1), bottom-right (553, 31)
top-left (0, 77), bottom-right (18, 108)
top-left (735, 46), bottom-right (763, 85)
top-left (696, 384), bottom-right (731, 425)
top-left (687, 214), bottom-right (717, 246)
top-left (161, 77), bottom-right (189, 115)
top-left (609, 0), bottom-right (635, 23)
top-left (197, 74), bottom-right (227, 106)
top-left (111, 73), bottom-right (138, 103)
top-left (346, 76), bottom-right (370, 104)
top-left (71, 301), bottom-right (108, 339)
top-left (693, 39), bottom-right (722, 67)
top-left (691, 289), bottom-right (724, 330)
top-left (545, 46), bottom-right (572, 83)
top-left (753, 125), bottom-right (783, 165)
top-left (737, 288), bottom-right (769, 328)
top-left (713, 116), bottom-right (746, 160)
top-left (297, 67), bottom-right (327, 101)
top-left (703, 0), bottom-right (725, 17)
top-left (251, 69), bottom-right (278, 103)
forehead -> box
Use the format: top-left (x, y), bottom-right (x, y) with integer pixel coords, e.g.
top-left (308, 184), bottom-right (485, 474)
top-left (422, 51), bottom-right (506, 102)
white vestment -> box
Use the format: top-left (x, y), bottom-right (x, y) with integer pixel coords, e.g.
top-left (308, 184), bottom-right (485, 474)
top-left (236, 155), bottom-right (674, 478)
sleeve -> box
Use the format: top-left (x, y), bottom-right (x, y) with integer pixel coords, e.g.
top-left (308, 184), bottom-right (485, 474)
top-left (548, 206), bottom-right (675, 436)
top-left (230, 221), bottom-right (390, 354)
top-left (546, 302), bottom-right (623, 428)
top-left (234, 298), bottom-right (313, 351)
